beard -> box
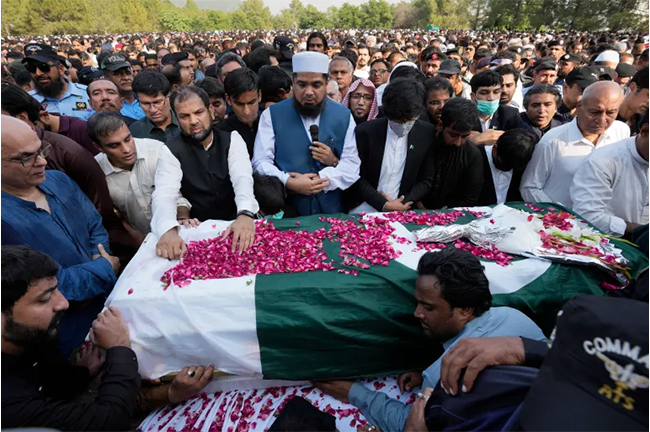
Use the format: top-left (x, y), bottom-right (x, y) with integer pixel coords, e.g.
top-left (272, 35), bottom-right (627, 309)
top-left (181, 124), bottom-right (212, 143)
top-left (3, 310), bottom-right (64, 351)
top-left (293, 96), bottom-right (326, 119)
top-left (34, 70), bottom-right (66, 99)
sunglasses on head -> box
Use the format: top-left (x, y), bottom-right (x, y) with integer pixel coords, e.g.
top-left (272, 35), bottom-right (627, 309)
top-left (25, 61), bottom-right (54, 74)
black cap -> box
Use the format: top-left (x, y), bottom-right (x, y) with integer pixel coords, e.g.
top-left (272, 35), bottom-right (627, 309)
top-left (520, 295), bottom-right (648, 431)
top-left (560, 53), bottom-right (582, 64)
top-left (565, 66), bottom-right (600, 89)
top-left (534, 60), bottom-right (559, 72)
top-left (344, 37), bottom-right (357, 47)
top-left (437, 59), bottom-right (461, 75)
top-left (597, 65), bottom-right (618, 81)
top-left (101, 54), bottom-right (130, 72)
top-left (508, 46), bottom-right (523, 55)
top-left (22, 43), bottom-right (58, 64)
top-left (273, 36), bottom-right (295, 60)
top-left (77, 66), bottom-right (103, 86)
top-left (168, 51), bottom-right (189, 64)
top-left (616, 62), bottom-right (637, 78)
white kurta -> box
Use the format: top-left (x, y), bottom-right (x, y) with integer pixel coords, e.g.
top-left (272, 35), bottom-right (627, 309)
top-left (485, 145), bottom-right (514, 204)
top-left (570, 137), bottom-right (649, 237)
top-left (252, 106), bottom-right (361, 192)
top-left (520, 119), bottom-right (631, 207)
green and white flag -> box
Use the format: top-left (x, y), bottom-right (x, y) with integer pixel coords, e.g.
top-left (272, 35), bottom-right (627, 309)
top-left (107, 203), bottom-right (648, 381)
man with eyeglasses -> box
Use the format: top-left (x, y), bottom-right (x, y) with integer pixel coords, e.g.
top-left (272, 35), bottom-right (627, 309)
top-left (101, 54), bottom-right (145, 120)
top-left (369, 58), bottom-right (390, 88)
top-left (129, 71), bottom-right (180, 143)
top-left (22, 43), bottom-right (93, 121)
top-left (1, 115), bottom-right (121, 355)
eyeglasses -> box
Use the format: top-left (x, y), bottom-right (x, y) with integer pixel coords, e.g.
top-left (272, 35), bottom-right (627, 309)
top-left (2, 142), bottom-right (52, 168)
top-left (350, 93), bottom-right (374, 102)
top-left (370, 69), bottom-right (388, 75)
top-left (25, 61), bottom-right (54, 74)
top-left (140, 97), bottom-right (167, 110)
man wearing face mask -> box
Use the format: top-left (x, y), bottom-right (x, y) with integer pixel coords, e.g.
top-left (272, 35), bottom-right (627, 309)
top-left (469, 70), bottom-right (529, 147)
top-left (349, 78), bottom-right (435, 214)
top-left (420, 98), bottom-right (484, 210)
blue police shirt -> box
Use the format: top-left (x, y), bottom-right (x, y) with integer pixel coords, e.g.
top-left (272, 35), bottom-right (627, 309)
top-left (348, 307), bottom-right (547, 432)
top-left (121, 99), bottom-right (146, 120)
top-left (30, 81), bottom-right (93, 121)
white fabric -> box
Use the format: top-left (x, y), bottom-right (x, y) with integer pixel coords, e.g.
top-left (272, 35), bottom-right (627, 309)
top-left (512, 77), bottom-right (524, 110)
top-left (485, 145), bottom-right (514, 204)
top-left (351, 127), bottom-right (408, 214)
top-left (252, 106), bottom-right (361, 192)
top-left (354, 67), bottom-right (370, 79)
top-left (480, 114), bottom-right (494, 132)
top-left (570, 137), bottom-right (649, 237)
top-left (292, 51), bottom-right (329, 73)
top-left (520, 119), bottom-right (631, 207)
top-left (595, 50), bottom-right (620, 64)
top-left (458, 81), bottom-right (472, 100)
top-left (95, 138), bottom-right (189, 236)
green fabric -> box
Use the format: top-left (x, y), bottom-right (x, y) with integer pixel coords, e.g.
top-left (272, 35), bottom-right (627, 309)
top-left (254, 204), bottom-right (649, 380)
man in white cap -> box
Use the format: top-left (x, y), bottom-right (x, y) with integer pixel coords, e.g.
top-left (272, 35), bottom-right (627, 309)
top-left (252, 52), bottom-right (360, 216)
top-left (594, 50), bottom-right (620, 70)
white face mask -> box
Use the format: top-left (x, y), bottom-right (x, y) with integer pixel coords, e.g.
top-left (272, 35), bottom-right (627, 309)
top-left (388, 120), bottom-right (416, 137)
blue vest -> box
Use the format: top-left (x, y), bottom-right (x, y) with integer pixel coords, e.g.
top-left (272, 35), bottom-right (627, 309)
top-left (269, 98), bottom-right (350, 216)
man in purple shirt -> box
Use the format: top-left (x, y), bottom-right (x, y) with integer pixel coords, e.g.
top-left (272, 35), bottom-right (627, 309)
top-left (36, 111), bottom-right (98, 155)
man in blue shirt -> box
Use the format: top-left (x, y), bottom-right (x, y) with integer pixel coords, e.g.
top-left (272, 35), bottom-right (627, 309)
top-left (101, 54), bottom-right (145, 120)
top-left (23, 43), bottom-right (93, 121)
top-left (1, 115), bottom-right (121, 355)
top-left (316, 249), bottom-right (546, 432)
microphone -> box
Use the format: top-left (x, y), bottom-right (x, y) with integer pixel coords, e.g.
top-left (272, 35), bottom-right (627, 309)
top-left (309, 125), bottom-right (319, 143)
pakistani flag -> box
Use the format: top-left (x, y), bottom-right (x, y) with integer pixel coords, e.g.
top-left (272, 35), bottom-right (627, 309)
top-left (107, 203), bottom-right (648, 381)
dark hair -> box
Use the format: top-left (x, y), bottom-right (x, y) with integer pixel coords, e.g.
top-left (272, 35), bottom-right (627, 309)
top-left (6, 51), bottom-right (24, 61)
top-left (470, 70), bottom-right (503, 93)
top-left (495, 129), bottom-right (537, 171)
top-left (492, 50), bottom-right (517, 62)
top-left (339, 48), bottom-right (358, 70)
top-left (390, 63), bottom-right (426, 85)
top-left (370, 58), bottom-right (390, 71)
top-left (253, 174), bottom-right (285, 216)
top-left (382, 78), bottom-right (426, 122)
top-left (424, 77), bottom-right (453, 98)
top-left (68, 58), bottom-right (83, 70)
top-left (440, 97), bottom-right (479, 131)
top-left (1, 84), bottom-right (41, 123)
top-left (86, 110), bottom-right (127, 144)
top-left (2, 245), bottom-right (59, 313)
top-left (494, 64), bottom-right (519, 81)
top-left (224, 67), bottom-right (258, 100)
top-left (170, 85), bottom-right (210, 112)
top-left (523, 84), bottom-right (562, 109)
top-left (195, 76), bottom-right (225, 100)
top-left (132, 70), bottom-right (171, 98)
top-left (474, 48), bottom-right (491, 61)
top-left (13, 69), bottom-right (33, 88)
top-left (215, 52), bottom-right (246, 79)
top-left (245, 46), bottom-right (279, 74)
top-left (307, 32), bottom-right (328, 49)
top-left (417, 249), bottom-right (491, 317)
top-left (631, 67), bottom-right (649, 90)
top-left (161, 64), bottom-right (181, 88)
top-left (145, 53), bottom-right (157, 62)
top-left (258, 65), bottom-right (291, 103)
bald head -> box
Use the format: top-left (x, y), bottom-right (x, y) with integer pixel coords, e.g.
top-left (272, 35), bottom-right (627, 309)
top-left (1, 115), bottom-right (47, 191)
top-left (1, 115), bottom-right (38, 153)
top-left (577, 81), bottom-right (624, 137)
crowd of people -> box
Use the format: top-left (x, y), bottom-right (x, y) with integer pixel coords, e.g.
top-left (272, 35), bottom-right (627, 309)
top-left (1, 27), bottom-right (648, 431)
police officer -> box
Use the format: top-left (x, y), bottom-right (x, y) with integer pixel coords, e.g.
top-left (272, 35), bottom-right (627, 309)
top-left (22, 43), bottom-right (93, 121)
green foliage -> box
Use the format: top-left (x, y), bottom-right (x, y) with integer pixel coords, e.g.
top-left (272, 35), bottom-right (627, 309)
top-left (336, 3), bottom-right (363, 28)
top-left (273, 9), bottom-right (298, 29)
top-left (299, 4), bottom-right (331, 29)
top-left (360, 0), bottom-right (394, 28)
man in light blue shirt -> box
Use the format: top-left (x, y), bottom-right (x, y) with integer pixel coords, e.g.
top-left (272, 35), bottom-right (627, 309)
top-left (316, 249), bottom-right (546, 432)
top-left (23, 43), bottom-right (93, 121)
top-left (101, 54), bottom-right (145, 120)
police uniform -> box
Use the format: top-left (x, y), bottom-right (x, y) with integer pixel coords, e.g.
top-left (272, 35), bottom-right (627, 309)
top-left (30, 82), bottom-right (93, 121)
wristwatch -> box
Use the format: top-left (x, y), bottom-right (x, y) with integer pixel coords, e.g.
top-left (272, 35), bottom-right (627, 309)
top-left (237, 210), bottom-right (256, 219)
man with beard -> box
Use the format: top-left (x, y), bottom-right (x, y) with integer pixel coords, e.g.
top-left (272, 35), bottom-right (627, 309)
top-left (101, 54), bottom-right (145, 120)
top-left (22, 43), bottom-right (93, 121)
top-left (341, 78), bottom-right (379, 126)
top-left (87, 78), bottom-right (138, 125)
top-left (420, 47), bottom-right (447, 78)
top-left (556, 53), bottom-right (581, 86)
top-left (253, 52), bottom-right (361, 216)
top-left (354, 44), bottom-right (371, 79)
top-left (424, 77), bottom-right (453, 128)
top-left (167, 86), bottom-right (259, 253)
top-left (1, 116), bottom-right (121, 355)
top-left (315, 249), bottom-right (545, 432)
top-left (1, 245), bottom-right (141, 430)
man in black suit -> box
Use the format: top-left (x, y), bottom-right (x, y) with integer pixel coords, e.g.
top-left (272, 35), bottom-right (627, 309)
top-left (519, 84), bottom-right (568, 140)
top-left (477, 129), bottom-right (537, 206)
top-left (469, 70), bottom-right (530, 147)
top-left (350, 78), bottom-right (435, 213)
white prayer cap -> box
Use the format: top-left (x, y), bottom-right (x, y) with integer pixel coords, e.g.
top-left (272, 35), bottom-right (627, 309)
top-left (509, 38), bottom-right (522, 47)
top-left (595, 50), bottom-right (620, 64)
top-left (293, 52), bottom-right (330, 74)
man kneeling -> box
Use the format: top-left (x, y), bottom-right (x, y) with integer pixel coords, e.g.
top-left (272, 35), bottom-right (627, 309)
top-left (316, 249), bottom-right (546, 432)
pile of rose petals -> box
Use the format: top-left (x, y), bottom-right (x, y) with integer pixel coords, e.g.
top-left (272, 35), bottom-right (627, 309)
top-left (541, 211), bottom-right (575, 231)
top-left (452, 240), bottom-right (514, 267)
top-left (379, 210), bottom-right (467, 225)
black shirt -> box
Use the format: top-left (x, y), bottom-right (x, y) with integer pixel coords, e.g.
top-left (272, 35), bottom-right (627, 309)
top-left (421, 134), bottom-right (484, 209)
top-left (519, 112), bottom-right (569, 141)
top-left (217, 115), bottom-right (258, 159)
top-left (1, 346), bottom-right (141, 430)
top-left (129, 115), bottom-right (181, 143)
top-left (558, 101), bottom-right (574, 120)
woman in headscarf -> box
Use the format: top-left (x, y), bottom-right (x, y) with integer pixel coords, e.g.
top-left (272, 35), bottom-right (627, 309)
top-left (342, 78), bottom-right (379, 125)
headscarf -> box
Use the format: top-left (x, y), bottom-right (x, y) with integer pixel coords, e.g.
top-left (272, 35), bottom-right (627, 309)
top-left (342, 78), bottom-right (379, 121)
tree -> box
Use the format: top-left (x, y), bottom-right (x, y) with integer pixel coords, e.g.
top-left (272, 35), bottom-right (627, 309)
top-left (273, 8), bottom-right (298, 29)
top-left (230, 8), bottom-right (252, 29)
top-left (336, 2), bottom-right (362, 28)
top-left (159, 8), bottom-right (192, 31)
top-left (360, 0), bottom-right (393, 28)
top-left (206, 9), bottom-right (232, 29)
top-left (411, 0), bottom-right (434, 27)
top-left (392, 1), bottom-right (419, 29)
top-left (299, 4), bottom-right (331, 29)
top-left (239, 0), bottom-right (273, 29)
top-left (2, 0), bottom-right (39, 35)
top-left (182, 0), bottom-right (199, 12)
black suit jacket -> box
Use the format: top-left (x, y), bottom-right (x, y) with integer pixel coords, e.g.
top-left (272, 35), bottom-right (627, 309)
top-left (476, 145), bottom-right (524, 206)
top-left (473, 105), bottom-right (528, 132)
top-left (351, 118), bottom-right (435, 211)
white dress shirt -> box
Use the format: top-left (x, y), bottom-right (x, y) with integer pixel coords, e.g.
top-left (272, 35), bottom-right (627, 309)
top-left (570, 137), bottom-right (649, 237)
top-left (252, 106), bottom-right (361, 192)
top-left (351, 127), bottom-right (408, 214)
top-left (520, 119), bottom-right (631, 207)
top-left (479, 114), bottom-right (494, 132)
top-left (485, 145), bottom-right (514, 204)
top-left (95, 138), bottom-right (189, 236)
